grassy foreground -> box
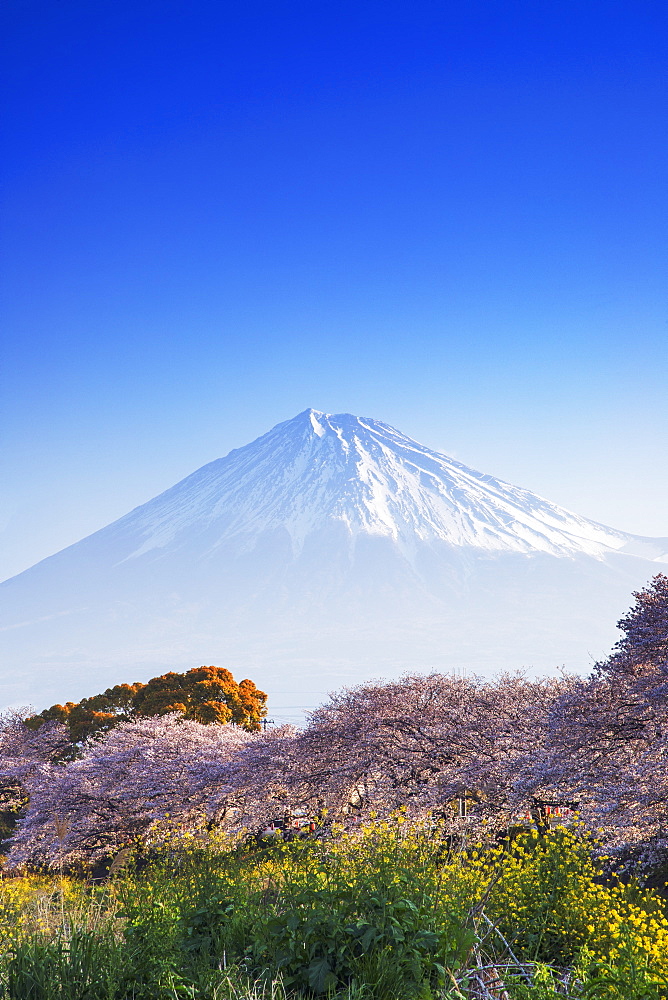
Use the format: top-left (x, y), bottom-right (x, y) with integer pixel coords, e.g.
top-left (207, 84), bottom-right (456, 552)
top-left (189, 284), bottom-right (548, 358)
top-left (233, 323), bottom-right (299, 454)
top-left (0, 822), bottom-right (667, 999)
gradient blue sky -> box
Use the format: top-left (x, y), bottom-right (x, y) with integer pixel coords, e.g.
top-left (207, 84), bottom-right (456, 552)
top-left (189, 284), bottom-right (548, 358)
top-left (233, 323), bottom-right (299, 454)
top-left (1, 0), bottom-right (667, 580)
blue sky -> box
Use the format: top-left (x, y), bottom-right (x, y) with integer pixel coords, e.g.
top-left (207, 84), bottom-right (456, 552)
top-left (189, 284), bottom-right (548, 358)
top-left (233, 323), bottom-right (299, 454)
top-left (1, 0), bottom-right (667, 579)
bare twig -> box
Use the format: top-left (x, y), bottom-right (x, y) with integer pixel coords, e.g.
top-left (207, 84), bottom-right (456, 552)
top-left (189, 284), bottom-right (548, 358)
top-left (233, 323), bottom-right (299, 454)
top-left (478, 911), bottom-right (533, 985)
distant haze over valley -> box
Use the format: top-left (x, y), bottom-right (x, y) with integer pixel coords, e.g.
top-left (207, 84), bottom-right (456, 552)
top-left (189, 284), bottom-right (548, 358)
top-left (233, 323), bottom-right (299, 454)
top-left (1, 409), bottom-right (667, 715)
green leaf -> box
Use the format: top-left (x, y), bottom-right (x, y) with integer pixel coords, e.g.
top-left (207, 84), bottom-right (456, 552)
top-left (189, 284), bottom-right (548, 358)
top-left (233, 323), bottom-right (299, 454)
top-left (308, 956), bottom-right (336, 993)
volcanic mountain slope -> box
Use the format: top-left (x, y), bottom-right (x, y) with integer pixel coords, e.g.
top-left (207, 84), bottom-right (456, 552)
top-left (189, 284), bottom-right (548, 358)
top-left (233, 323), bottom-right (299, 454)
top-left (1, 409), bottom-right (667, 711)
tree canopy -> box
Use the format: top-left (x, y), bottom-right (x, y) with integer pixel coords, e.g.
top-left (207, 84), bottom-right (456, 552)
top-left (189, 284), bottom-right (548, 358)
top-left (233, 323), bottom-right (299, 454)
top-left (8, 714), bottom-right (255, 867)
top-left (6, 574), bottom-right (668, 871)
top-left (27, 666), bottom-right (267, 742)
top-left (609, 572), bottom-right (668, 672)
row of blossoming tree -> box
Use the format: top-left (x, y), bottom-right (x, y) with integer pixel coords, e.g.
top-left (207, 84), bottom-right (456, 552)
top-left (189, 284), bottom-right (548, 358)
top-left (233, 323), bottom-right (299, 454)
top-left (1, 574), bottom-right (667, 872)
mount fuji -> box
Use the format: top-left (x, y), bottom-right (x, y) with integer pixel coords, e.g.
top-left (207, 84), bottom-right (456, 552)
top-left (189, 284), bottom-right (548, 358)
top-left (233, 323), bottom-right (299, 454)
top-left (2, 409), bottom-right (667, 714)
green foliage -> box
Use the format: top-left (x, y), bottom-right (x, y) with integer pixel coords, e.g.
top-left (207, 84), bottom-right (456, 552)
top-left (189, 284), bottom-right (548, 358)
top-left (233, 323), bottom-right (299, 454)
top-left (243, 884), bottom-right (468, 995)
top-left (1, 822), bottom-right (668, 998)
top-left (114, 829), bottom-right (472, 998)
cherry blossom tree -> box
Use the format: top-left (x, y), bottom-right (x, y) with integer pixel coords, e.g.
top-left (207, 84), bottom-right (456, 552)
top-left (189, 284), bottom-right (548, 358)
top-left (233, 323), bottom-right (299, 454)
top-left (8, 715), bottom-right (256, 870)
top-left (213, 672), bottom-right (570, 834)
top-left (528, 670), bottom-right (668, 858)
top-left (0, 710), bottom-right (70, 843)
top-left (609, 573), bottom-right (668, 672)
top-left (528, 574), bottom-right (668, 860)
top-left (12, 576), bottom-right (667, 870)
top-left (8, 672), bottom-right (572, 868)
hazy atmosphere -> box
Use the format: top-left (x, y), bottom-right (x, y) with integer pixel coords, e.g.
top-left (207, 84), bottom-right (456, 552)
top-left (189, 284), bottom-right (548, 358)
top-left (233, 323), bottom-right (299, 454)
top-left (2, 0), bottom-right (667, 582)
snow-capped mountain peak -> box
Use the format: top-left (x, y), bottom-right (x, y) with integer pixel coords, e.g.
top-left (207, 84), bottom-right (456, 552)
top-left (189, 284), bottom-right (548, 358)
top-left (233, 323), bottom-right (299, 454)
top-left (116, 408), bottom-right (663, 564)
top-left (2, 408), bottom-right (667, 712)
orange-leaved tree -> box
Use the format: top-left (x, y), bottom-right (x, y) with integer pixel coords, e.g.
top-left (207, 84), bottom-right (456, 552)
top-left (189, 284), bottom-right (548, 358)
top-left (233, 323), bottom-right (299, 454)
top-left (28, 666), bottom-right (267, 743)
